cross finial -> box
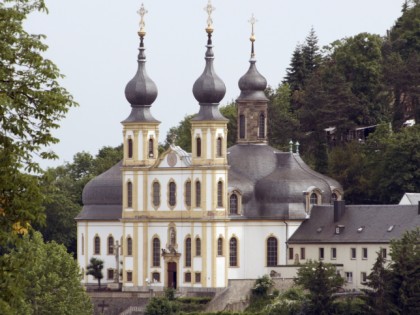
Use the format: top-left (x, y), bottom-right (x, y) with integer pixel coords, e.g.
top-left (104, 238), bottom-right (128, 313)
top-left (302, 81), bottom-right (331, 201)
top-left (137, 3), bottom-right (148, 37)
top-left (204, 0), bottom-right (215, 33)
top-left (248, 14), bottom-right (258, 57)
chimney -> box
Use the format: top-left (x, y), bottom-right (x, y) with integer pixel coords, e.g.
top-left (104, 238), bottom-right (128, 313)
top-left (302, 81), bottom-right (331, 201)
top-left (334, 200), bottom-right (346, 223)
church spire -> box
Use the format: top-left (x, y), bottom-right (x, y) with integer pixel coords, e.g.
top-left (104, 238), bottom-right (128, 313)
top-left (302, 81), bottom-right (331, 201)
top-left (123, 3), bottom-right (159, 123)
top-left (192, 0), bottom-right (227, 120)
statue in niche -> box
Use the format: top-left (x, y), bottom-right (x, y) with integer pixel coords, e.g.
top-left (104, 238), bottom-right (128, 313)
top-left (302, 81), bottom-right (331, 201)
top-left (167, 227), bottom-right (177, 254)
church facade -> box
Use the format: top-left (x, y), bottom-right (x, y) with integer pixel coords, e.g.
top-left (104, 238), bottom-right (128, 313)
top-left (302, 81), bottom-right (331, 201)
top-left (76, 4), bottom-right (342, 291)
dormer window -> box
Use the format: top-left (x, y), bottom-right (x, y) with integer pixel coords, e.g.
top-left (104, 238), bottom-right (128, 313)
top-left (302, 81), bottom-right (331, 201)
top-left (310, 193), bottom-right (318, 205)
top-left (229, 194), bottom-right (238, 215)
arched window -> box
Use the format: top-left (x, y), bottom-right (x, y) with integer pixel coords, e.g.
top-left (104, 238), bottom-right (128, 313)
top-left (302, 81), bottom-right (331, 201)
top-left (217, 181), bottom-right (223, 207)
top-left (331, 193), bottom-right (338, 202)
top-left (195, 238), bottom-right (201, 256)
top-left (196, 137), bottom-right (201, 157)
top-left (217, 237), bottom-right (223, 256)
top-left (229, 237), bottom-right (238, 267)
top-left (267, 237), bottom-right (278, 267)
top-left (259, 112), bottom-right (265, 138)
top-left (127, 237), bottom-right (133, 256)
top-left (216, 137), bottom-right (222, 157)
top-left (185, 237), bottom-right (192, 267)
top-left (169, 181), bottom-right (176, 207)
top-left (239, 115), bottom-right (245, 139)
top-left (94, 236), bottom-right (100, 255)
top-left (127, 182), bottom-right (133, 208)
top-left (185, 180), bottom-right (191, 207)
top-left (229, 194), bottom-right (238, 215)
top-left (128, 138), bottom-right (133, 158)
top-left (310, 193), bottom-right (318, 205)
top-left (195, 181), bottom-right (201, 208)
top-left (152, 238), bottom-right (160, 267)
top-left (152, 181), bottom-right (160, 207)
top-left (108, 236), bottom-right (114, 255)
top-left (148, 138), bottom-right (154, 157)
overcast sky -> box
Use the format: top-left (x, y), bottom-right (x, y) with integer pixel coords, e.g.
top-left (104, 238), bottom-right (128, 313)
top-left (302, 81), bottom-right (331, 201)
top-left (25, 0), bottom-right (405, 169)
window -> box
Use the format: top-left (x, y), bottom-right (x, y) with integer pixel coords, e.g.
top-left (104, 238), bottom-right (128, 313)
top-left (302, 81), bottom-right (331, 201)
top-left (331, 193), bottom-right (338, 202)
top-left (229, 237), bottom-right (238, 267)
top-left (217, 237), bottom-right (223, 256)
top-left (196, 137), bottom-right (201, 157)
top-left (127, 237), bottom-right (133, 256)
top-left (148, 138), bottom-right (154, 157)
top-left (152, 238), bottom-right (160, 267)
top-left (217, 137), bottom-right (222, 157)
top-left (258, 112), bottom-right (265, 138)
top-left (108, 236), bottom-right (114, 255)
top-left (169, 181), bottom-right (176, 207)
top-left (185, 272), bottom-right (191, 283)
top-left (300, 247), bottom-right (306, 260)
top-left (288, 247), bottom-right (294, 260)
top-left (361, 272), bottom-right (367, 284)
top-left (185, 238), bottom-right (191, 267)
top-left (127, 271), bottom-right (133, 282)
top-left (381, 248), bottom-right (387, 259)
top-left (266, 237), bottom-right (278, 267)
top-left (152, 181), bottom-right (160, 207)
top-left (310, 193), bottom-right (318, 205)
top-left (107, 269), bottom-right (114, 280)
top-left (127, 182), bottom-right (133, 208)
top-left (152, 272), bottom-right (160, 283)
top-left (319, 247), bottom-right (324, 260)
top-left (362, 248), bottom-right (368, 260)
top-left (195, 181), bottom-right (201, 207)
top-left (128, 138), bottom-right (133, 158)
top-left (217, 181), bottom-right (223, 207)
top-left (94, 236), bottom-right (100, 255)
top-left (229, 194), bottom-right (238, 214)
top-left (351, 248), bottom-right (356, 259)
top-left (345, 272), bottom-right (353, 283)
top-left (195, 238), bottom-right (201, 256)
top-left (239, 115), bottom-right (245, 139)
top-left (195, 272), bottom-right (201, 283)
top-left (331, 247), bottom-right (337, 260)
top-left (185, 181), bottom-right (191, 207)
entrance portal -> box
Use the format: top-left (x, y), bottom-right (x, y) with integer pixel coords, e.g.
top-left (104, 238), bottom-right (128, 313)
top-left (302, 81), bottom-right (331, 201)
top-left (167, 262), bottom-right (177, 289)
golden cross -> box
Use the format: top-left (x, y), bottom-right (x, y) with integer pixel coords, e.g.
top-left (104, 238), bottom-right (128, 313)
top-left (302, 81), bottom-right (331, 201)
top-left (249, 14), bottom-right (258, 39)
top-left (137, 3), bottom-right (148, 34)
top-left (204, 0), bottom-right (215, 29)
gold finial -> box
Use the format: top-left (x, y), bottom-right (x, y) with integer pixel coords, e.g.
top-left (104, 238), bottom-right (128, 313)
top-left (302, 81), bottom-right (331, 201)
top-left (204, 0), bottom-right (215, 33)
top-left (248, 14), bottom-right (258, 57)
top-left (137, 3), bottom-right (148, 37)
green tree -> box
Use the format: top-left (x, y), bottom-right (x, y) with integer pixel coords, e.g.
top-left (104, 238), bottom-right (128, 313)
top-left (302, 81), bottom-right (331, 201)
top-left (145, 297), bottom-right (173, 315)
top-left (0, 232), bottom-right (92, 315)
top-left (294, 260), bottom-right (344, 315)
top-left (86, 257), bottom-right (104, 289)
top-left (164, 114), bottom-right (193, 152)
top-left (388, 228), bottom-right (420, 314)
top-left (220, 102), bottom-right (237, 147)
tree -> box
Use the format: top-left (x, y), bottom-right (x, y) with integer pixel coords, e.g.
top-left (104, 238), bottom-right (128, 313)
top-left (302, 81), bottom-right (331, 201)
top-left (362, 250), bottom-right (394, 314)
top-left (145, 297), bottom-right (173, 315)
top-left (388, 228), bottom-right (420, 314)
top-left (294, 260), bottom-right (344, 315)
top-left (220, 102), bottom-right (237, 147)
top-left (86, 257), bottom-right (104, 289)
top-left (0, 232), bottom-right (92, 315)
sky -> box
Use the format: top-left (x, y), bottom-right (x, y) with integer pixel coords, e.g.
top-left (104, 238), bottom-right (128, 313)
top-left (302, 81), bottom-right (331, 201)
top-left (24, 0), bottom-right (406, 169)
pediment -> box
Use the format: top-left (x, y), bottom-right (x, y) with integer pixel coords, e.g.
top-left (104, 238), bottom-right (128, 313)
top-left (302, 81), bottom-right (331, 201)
top-left (154, 145), bottom-right (192, 168)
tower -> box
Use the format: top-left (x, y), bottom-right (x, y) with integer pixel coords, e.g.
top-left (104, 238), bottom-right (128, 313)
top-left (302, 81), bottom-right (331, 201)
top-left (236, 15), bottom-right (269, 144)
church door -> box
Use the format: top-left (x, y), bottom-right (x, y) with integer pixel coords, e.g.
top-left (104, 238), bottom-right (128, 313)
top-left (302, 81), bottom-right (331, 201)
top-left (167, 262), bottom-right (177, 289)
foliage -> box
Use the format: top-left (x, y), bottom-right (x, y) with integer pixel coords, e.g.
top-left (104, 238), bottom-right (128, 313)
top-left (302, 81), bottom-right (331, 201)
top-left (220, 102), bottom-right (237, 147)
top-left (332, 296), bottom-right (366, 315)
top-left (145, 297), bottom-right (173, 315)
top-left (251, 275), bottom-right (274, 297)
top-left (86, 257), bottom-right (104, 289)
top-left (264, 286), bottom-right (307, 315)
top-left (0, 232), bottom-right (92, 315)
top-left (294, 260), bottom-right (344, 315)
top-left (165, 287), bottom-right (176, 301)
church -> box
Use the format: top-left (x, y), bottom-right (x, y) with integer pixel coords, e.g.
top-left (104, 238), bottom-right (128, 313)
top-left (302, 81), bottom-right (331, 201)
top-left (76, 2), bottom-right (342, 291)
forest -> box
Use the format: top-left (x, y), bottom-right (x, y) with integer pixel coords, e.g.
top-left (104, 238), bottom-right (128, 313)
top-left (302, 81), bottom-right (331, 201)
top-left (1, 0), bottom-right (420, 314)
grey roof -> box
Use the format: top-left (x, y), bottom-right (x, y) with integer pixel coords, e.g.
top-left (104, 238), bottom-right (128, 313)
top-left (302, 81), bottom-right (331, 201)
top-left (288, 204), bottom-right (420, 244)
top-left (237, 59), bottom-right (269, 102)
top-left (75, 205), bottom-right (122, 221)
top-left (399, 193), bottom-right (420, 205)
top-left (227, 144), bottom-right (341, 220)
top-left (192, 35), bottom-right (226, 107)
top-left (123, 37), bottom-right (158, 123)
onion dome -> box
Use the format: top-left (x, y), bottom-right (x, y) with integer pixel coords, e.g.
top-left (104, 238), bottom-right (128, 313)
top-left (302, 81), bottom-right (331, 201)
top-left (123, 4), bottom-right (159, 123)
top-left (237, 15), bottom-right (268, 102)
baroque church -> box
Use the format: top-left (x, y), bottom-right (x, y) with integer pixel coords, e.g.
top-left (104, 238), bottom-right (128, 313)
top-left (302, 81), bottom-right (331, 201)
top-left (76, 3), bottom-right (343, 291)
